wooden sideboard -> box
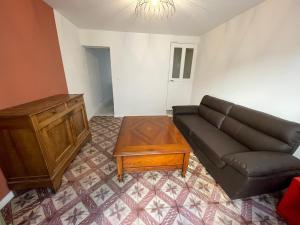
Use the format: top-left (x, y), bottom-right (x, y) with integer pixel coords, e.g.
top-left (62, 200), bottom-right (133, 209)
top-left (0, 94), bottom-right (91, 192)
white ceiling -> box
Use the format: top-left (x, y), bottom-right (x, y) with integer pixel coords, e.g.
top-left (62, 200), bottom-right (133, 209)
top-left (44, 0), bottom-right (264, 36)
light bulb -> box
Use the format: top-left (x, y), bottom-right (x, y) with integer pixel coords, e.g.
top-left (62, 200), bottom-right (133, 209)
top-left (151, 0), bottom-right (159, 6)
top-left (135, 0), bottom-right (176, 19)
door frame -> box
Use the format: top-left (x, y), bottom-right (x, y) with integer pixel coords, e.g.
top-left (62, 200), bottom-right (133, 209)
top-left (166, 42), bottom-right (198, 110)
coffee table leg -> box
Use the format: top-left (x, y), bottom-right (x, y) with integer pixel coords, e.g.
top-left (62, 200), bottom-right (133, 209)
top-left (117, 156), bottom-right (123, 182)
top-left (182, 153), bottom-right (190, 177)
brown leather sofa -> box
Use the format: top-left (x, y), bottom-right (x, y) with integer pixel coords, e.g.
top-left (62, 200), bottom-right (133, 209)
top-left (173, 95), bottom-right (300, 199)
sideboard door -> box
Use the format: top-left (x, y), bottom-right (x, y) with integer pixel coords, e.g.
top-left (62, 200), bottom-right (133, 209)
top-left (40, 115), bottom-right (75, 172)
top-left (70, 105), bottom-right (89, 143)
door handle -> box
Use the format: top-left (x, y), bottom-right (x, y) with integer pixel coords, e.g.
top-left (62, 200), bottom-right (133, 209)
top-left (170, 80), bottom-right (174, 82)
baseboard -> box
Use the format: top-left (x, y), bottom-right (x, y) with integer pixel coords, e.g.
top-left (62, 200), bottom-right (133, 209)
top-left (0, 191), bottom-right (14, 210)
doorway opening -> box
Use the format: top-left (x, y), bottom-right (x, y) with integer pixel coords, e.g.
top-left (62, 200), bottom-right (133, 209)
top-left (85, 47), bottom-right (114, 116)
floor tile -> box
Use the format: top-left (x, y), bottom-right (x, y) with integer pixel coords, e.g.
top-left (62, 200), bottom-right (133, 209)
top-left (90, 153), bottom-right (108, 166)
top-left (205, 207), bottom-right (243, 225)
top-left (79, 172), bottom-right (101, 190)
top-left (70, 163), bottom-right (91, 177)
top-left (103, 199), bottom-right (131, 225)
top-left (145, 207), bottom-right (171, 224)
top-left (182, 192), bottom-right (208, 219)
top-left (100, 161), bottom-right (116, 175)
top-left (60, 202), bottom-right (89, 225)
top-left (52, 186), bottom-right (78, 210)
top-left (13, 205), bottom-right (45, 225)
top-left (126, 182), bottom-right (150, 204)
top-left (12, 190), bottom-right (36, 208)
top-left (143, 171), bottom-right (164, 186)
top-left (90, 183), bottom-right (115, 206)
top-left (112, 173), bottom-right (134, 188)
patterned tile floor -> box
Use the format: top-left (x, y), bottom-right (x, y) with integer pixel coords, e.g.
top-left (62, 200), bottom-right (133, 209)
top-left (1, 117), bottom-right (286, 225)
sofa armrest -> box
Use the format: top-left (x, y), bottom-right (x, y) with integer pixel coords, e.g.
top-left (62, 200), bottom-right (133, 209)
top-left (172, 105), bottom-right (199, 116)
top-left (223, 151), bottom-right (300, 177)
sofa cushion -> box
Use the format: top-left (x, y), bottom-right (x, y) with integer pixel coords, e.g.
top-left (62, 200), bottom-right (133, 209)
top-left (198, 105), bottom-right (225, 128)
top-left (175, 114), bottom-right (217, 135)
top-left (223, 151), bottom-right (300, 177)
top-left (228, 105), bottom-right (300, 152)
top-left (190, 126), bottom-right (250, 168)
top-left (201, 95), bottom-right (234, 115)
top-left (172, 105), bottom-right (199, 115)
top-left (221, 117), bottom-right (293, 153)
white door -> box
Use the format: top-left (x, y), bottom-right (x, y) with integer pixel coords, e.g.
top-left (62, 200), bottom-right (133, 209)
top-left (166, 43), bottom-right (197, 110)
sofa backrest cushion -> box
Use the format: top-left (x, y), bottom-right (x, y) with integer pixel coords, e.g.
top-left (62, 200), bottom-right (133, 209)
top-left (201, 95), bottom-right (234, 115)
top-left (222, 105), bottom-right (300, 154)
top-left (221, 117), bottom-right (293, 153)
top-left (199, 95), bottom-right (234, 128)
top-left (198, 105), bottom-right (225, 128)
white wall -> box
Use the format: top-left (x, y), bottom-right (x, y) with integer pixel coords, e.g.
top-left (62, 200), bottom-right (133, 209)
top-left (54, 12), bottom-right (199, 117)
top-left (79, 29), bottom-right (200, 117)
top-left (191, 0), bottom-right (300, 158)
top-left (54, 10), bottom-right (104, 119)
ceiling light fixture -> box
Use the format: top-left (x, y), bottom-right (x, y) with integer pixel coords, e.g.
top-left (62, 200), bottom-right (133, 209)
top-left (135, 0), bottom-right (176, 19)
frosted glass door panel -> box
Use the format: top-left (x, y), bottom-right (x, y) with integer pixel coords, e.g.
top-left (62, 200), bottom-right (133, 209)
top-left (183, 48), bottom-right (194, 79)
top-left (172, 48), bottom-right (182, 79)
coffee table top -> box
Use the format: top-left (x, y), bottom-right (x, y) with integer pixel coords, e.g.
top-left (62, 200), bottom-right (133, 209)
top-left (113, 116), bottom-right (191, 156)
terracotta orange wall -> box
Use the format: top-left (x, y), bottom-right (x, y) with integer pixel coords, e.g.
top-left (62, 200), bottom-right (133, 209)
top-left (0, 0), bottom-right (68, 110)
top-left (0, 0), bottom-right (68, 200)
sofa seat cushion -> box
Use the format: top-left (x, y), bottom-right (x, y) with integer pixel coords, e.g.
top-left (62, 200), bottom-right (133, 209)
top-left (175, 114), bottom-right (217, 134)
top-left (223, 151), bottom-right (300, 177)
top-left (187, 124), bottom-right (250, 168)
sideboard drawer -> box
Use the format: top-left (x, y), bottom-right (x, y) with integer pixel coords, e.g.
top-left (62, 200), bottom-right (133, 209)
top-left (36, 104), bottom-right (66, 123)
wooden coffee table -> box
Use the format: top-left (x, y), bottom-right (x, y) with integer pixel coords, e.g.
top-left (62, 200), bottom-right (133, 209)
top-left (113, 116), bottom-right (191, 181)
